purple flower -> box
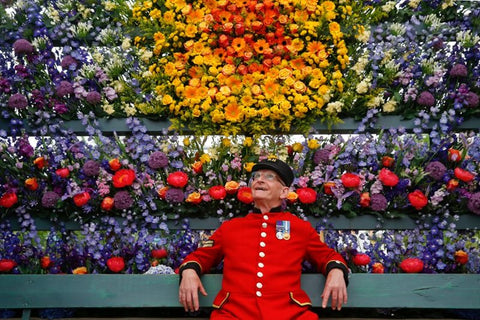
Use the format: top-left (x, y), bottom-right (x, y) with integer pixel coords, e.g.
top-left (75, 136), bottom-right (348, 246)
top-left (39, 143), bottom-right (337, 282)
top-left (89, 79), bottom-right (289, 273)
top-left (13, 39), bottom-right (34, 55)
top-left (55, 81), bottom-right (74, 97)
top-left (449, 64), bottom-right (468, 78)
top-left (165, 188), bottom-right (184, 203)
top-left (148, 151), bottom-right (169, 169)
top-left (42, 191), bottom-right (60, 208)
top-left (114, 191), bottom-right (134, 210)
top-left (61, 55), bottom-right (78, 69)
top-left (466, 92), bottom-right (479, 108)
top-left (54, 103), bottom-right (68, 114)
top-left (8, 93), bottom-right (28, 109)
top-left (425, 161), bottom-right (447, 181)
top-left (86, 91), bottom-right (102, 104)
top-left (83, 160), bottom-right (100, 176)
top-left (416, 91), bottom-right (435, 107)
top-left (313, 147), bottom-right (332, 165)
top-left (370, 193), bottom-right (388, 211)
top-left (16, 136), bottom-right (34, 158)
top-left (467, 192), bottom-right (480, 215)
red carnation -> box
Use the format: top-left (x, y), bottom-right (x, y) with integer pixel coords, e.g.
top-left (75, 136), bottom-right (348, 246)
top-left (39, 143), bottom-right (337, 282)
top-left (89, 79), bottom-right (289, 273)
top-left (353, 253), bottom-right (371, 266)
top-left (73, 191), bottom-right (91, 207)
top-left (0, 192), bottom-right (18, 208)
top-left (113, 169), bottom-right (136, 188)
top-left (454, 167), bottom-right (475, 183)
top-left (341, 173), bottom-right (361, 188)
top-left (399, 257), bottom-right (424, 273)
top-left (408, 190), bottom-right (428, 210)
top-left (378, 168), bottom-right (399, 187)
top-left (296, 187), bottom-right (317, 204)
top-left (166, 171), bottom-right (189, 188)
top-left (209, 185), bottom-right (227, 200)
top-left (151, 248), bottom-right (168, 259)
top-left (237, 186), bottom-right (253, 204)
top-left (106, 256), bottom-right (125, 273)
top-left (0, 259), bottom-right (17, 272)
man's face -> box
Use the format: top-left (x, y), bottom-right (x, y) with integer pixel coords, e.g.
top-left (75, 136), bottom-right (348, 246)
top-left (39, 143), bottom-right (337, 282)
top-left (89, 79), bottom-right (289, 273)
top-left (250, 169), bottom-right (288, 202)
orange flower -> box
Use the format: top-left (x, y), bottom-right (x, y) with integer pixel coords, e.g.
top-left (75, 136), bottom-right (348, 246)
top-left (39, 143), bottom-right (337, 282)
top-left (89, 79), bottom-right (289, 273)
top-left (359, 192), bottom-right (370, 207)
top-left (101, 197), bottom-right (114, 211)
top-left (25, 177), bottom-right (39, 191)
top-left (33, 156), bottom-right (47, 169)
top-left (381, 156), bottom-right (394, 167)
top-left (231, 37), bottom-right (247, 53)
top-left (286, 191), bottom-right (298, 204)
top-left (73, 267), bottom-right (88, 274)
top-left (41, 256), bottom-right (53, 269)
top-left (192, 161), bottom-right (203, 174)
top-left (253, 39), bottom-right (270, 54)
top-left (225, 181), bottom-right (240, 194)
top-left (55, 168), bottom-right (70, 178)
top-left (186, 192), bottom-right (202, 204)
top-left (372, 262), bottom-right (384, 274)
top-left (454, 250), bottom-right (468, 265)
top-left (157, 186), bottom-right (169, 199)
top-left (109, 158), bottom-right (122, 171)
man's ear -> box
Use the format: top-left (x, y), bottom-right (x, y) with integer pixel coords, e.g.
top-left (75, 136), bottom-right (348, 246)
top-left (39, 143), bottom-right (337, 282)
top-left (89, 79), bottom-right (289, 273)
top-left (279, 186), bottom-right (290, 199)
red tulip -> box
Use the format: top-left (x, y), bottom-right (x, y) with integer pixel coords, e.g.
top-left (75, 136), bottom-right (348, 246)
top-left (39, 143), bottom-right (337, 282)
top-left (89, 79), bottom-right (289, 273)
top-left (209, 185), bottom-right (227, 200)
top-left (25, 177), bottom-right (39, 191)
top-left (113, 169), bottom-right (136, 188)
top-left (399, 257), bottom-right (424, 273)
top-left (353, 253), bottom-right (371, 266)
top-left (106, 256), bottom-right (125, 273)
top-left (0, 192), bottom-right (18, 208)
top-left (0, 259), bottom-right (17, 272)
top-left (454, 250), bottom-right (468, 265)
top-left (151, 248), bottom-right (168, 259)
top-left (55, 168), bottom-right (70, 178)
top-left (34, 156), bottom-right (47, 169)
top-left (73, 192), bottom-right (91, 207)
top-left (360, 192), bottom-right (370, 207)
top-left (237, 186), bottom-right (253, 204)
top-left (341, 173), bottom-right (361, 188)
top-left (109, 158), bottom-right (122, 171)
top-left (166, 171), bottom-right (188, 188)
top-left (378, 168), bottom-right (399, 187)
top-left (454, 167), bottom-right (475, 183)
top-left (372, 262), bottom-right (384, 274)
top-left (101, 197), bottom-right (114, 211)
top-left (408, 190), bottom-right (428, 210)
top-left (296, 187), bottom-right (317, 204)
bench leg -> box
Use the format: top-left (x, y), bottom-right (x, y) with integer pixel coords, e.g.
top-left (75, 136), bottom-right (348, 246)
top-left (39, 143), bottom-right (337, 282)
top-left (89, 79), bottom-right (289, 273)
top-left (22, 309), bottom-right (31, 320)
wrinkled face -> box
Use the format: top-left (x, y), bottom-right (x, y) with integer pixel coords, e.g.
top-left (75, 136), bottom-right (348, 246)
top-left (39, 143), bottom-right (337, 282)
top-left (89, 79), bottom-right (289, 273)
top-left (250, 169), bottom-right (289, 203)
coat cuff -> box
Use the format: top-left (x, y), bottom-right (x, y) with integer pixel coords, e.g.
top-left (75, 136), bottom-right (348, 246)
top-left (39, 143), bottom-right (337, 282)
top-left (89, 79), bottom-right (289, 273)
top-left (325, 260), bottom-right (350, 286)
top-left (179, 261), bottom-right (202, 283)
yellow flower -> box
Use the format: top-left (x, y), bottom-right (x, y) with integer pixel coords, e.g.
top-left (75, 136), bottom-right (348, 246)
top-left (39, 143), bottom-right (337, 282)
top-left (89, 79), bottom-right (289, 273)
top-left (225, 102), bottom-right (243, 122)
top-left (200, 153), bottom-right (211, 163)
top-left (243, 137), bottom-right (253, 147)
top-left (292, 142), bottom-right (303, 152)
top-left (244, 162), bottom-right (255, 172)
top-left (307, 139), bottom-right (320, 150)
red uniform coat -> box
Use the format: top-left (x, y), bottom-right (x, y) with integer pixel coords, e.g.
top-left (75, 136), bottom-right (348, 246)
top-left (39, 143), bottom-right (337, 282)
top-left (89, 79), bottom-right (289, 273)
top-left (180, 211), bottom-right (348, 320)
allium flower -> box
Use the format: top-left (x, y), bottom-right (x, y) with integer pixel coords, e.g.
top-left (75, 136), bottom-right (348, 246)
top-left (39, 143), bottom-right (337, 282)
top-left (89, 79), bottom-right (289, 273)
top-left (86, 91), bottom-right (102, 104)
top-left (165, 188), bottom-right (184, 203)
top-left (449, 64), bottom-right (468, 78)
top-left (467, 192), bottom-right (480, 215)
top-left (313, 148), bottom-right (332, 165)
top-left (83, 160), bottom-right (100, 176)
top-left (61, 55), bottom-right (78, 69)
top-left (370, 193), bottom-right (388, 211)
top-left (113, 191), bottom-right (134, 209)
top-left (8, 93), bottom-right (28, 109)
top-left (466, 92), bottom-right (479, 108)
top-left (55, 81), bottom-right (74, 97)
top-left (425, 161), bottom-right (447, 181)
top-left (416, 91), bottom-right (435, 107)
top-left (12, 39), bottom-right (34, 55)
top-left (41, 191), bottom-right (60, 208)
top-left (17, 137), bottom-right (34, 157)
top-left (148, 151), bottom-right (168, 169)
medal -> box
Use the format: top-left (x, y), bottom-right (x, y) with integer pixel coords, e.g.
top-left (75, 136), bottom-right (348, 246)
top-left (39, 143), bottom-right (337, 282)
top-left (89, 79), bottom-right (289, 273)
top-left (276, 220), bottom-right (290, 240)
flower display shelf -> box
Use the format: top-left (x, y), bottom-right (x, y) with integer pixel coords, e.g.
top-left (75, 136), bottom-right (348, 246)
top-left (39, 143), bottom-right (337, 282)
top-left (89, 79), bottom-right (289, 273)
top-left (2, 116), bottom-right (480, 134)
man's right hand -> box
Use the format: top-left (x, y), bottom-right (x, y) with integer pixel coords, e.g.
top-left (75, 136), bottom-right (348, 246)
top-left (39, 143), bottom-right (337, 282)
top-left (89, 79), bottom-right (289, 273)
top-left (179, 269), bottom-right (208, 312)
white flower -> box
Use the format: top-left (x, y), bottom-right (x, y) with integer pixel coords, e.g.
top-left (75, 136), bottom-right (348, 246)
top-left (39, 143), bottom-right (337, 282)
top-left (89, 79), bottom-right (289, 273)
top-left (356, 78), bottom-right (371, 94)
top-left (326, 101), bottom-right (344, 114)
top-left (389, 23), bottom-right (406, 36)
top-left (366, 96), bottom-right (384, 108)
top-left (382, 99), bottom-right (397, 113)
top-left (381, 1), bottom-right (396, 12)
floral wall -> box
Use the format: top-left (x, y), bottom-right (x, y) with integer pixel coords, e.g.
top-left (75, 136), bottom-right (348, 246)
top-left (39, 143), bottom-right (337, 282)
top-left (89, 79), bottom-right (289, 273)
top-left (0, 0), bottom-right (479, 275)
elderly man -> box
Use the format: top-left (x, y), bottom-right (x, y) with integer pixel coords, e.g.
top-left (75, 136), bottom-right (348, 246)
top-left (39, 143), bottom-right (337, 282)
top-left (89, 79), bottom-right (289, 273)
top-left (178, 158), bottom-right (348, 319)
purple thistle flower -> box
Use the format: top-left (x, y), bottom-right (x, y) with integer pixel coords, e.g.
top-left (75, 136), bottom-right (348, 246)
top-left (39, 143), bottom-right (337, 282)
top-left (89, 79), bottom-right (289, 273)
top-left (86, 91), bottom-right (102, 104)
top-left (449, 64), bottom-right (468, 78)
top-left (425, 161), bottom-right (447, 181)
top-left (42, 191), bottom-right (60, 208)
top-left (13, 39), bottom-right (34, 55)
top-left (165, 188), bottom-right (184, 203)
top-left (467, 192), bottom-right (480, 215)
top-left (114, 191), bottom-right (134, 210)
top-left (313, 147), bottom-right (332, 165)
top-left (55, 81), bottom-right (74, 97)
top-left (16, 136), bottom-right (34, 158)
top-left (148, 151), bottom-right (169, 169)
top-left (370, 193), bottom-right (388, 211)
top-left (8, 93), bottom-right (28, 109)
top-left (466, 92), bottom-right (479, 108)
top-left (83, 160), bottom-right (100, 176)
top-left (61, 55), bottom-right (78, 69)
top-left (416, 91), bottom-right (435, 107)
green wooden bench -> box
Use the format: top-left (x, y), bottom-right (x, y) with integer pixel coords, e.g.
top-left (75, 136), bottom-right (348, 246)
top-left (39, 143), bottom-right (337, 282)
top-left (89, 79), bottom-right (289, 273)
top-left (1, 215), bottom-right (480, 320)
